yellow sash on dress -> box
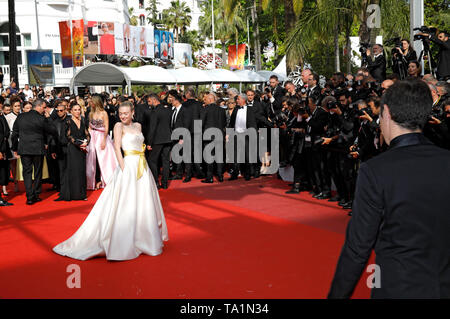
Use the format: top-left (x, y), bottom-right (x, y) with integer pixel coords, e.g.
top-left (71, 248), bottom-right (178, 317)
top-left (123, 144), bottom-right (147, 180)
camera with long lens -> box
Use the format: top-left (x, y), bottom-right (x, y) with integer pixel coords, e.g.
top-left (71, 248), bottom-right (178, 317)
top-left (357, 107), bottom-right (374, 117)
top-left (327, 100), bottom-right (339, 110)
top-left (347, 145), bottom-right (361, 159)
top-left (385, 37), bottom-right (402, 54)
top-left (413, 26), bottom-right (437, 41)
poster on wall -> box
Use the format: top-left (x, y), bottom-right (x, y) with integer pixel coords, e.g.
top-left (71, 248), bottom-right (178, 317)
top-left (59, 21), bottom-right (72, 68)
top-left (228, 44), bottom-right (246, 70)
top-left (174, 43), bottom-right (192, 68)
top-left (154, 29), bottom-right (161, 59)
top-left (98, 22), bottom-right (115, 55)
top-left (72, 19), bottom-right (84, 67)
top-left (145, 25), bottom-right (154, 58)
top-left (83, 21), bottom-right (99, 55)
top-left (114, 22), bottom-right (124, 55)
top-left (129, 25), bottom-right (141, 57)
top-left (138, 27), bottom-right (147, 56)
top-left (160, 31), bottom-right (169, 60)
top-left (26, 50), bottom-right (55, 85)
top-left (168, 32), bottom-right (174, 60)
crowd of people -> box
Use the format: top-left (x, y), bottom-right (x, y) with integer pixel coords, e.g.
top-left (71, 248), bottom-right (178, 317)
top-left (0, 37), bottom-right (449, 212)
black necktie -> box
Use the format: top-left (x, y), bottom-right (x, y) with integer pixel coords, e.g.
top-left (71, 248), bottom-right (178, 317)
top-left (171, 110), bottom-right (177, 129)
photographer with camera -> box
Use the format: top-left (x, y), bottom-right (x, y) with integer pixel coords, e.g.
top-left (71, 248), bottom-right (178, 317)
top-left (285, 100), bottom-right (309, 194)
top-left (423, 83), bottom-right (450, 150)
top-left (391, 39), bottom-right (417, 80)
top-left (417, 30), bottom-right (450, 80)
top-left (303, 96), bottom-right (330, 199)
top-left (365, 44), bottom-right (386, 83)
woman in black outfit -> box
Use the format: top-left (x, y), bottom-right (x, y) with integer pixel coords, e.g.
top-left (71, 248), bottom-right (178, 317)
top-left (60, 104), bottom-right (90, 201)
top-left (392, 39), bottom-right (417, 79)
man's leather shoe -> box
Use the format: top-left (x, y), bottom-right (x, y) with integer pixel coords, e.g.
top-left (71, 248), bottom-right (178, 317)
top-left (201, 178), bottom-right (213, 183)
top-left (244, 175), bottom-right (251, 181)
top-left (228, 175), bottom-right (238, 181)
top-left (338, 199), bottom-right (347, 206)
top-left (347, 211), bottom-right (352, 216)
top-left (34, 197), bottom-right (42, 203)
top-left (169, 175), bottom-right (183, 180)
top-left (217, 176), bottom-right (224, 182)
top-left (286, 188), bottom-right (300, 194)
top-left (183, 177), bottom-right (192, 183)
top-left (54, 197), bottom-right (64, 202)
top-left (316, 193), bottom-right (331, 200)
top-left (161, 183), bottom-right (168, 189)
top-left (342, 202), bottom-right (352, 209)
top-left (328, 196), bottom-right (341, 202)
top-left (313, 192), bottom-right (323, 198)
top-left (26, 200), bottom-right (34, 205)
top-left (196, 173), bottom-right (205, 179)
top-left (0, 200), bottom-right (13, 206)
top-left (253, 171), bottom-right (261, 178)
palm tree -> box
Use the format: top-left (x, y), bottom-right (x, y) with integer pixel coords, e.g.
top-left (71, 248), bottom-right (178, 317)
top-left (146, 0), bottom-right (161, 28)
top-left (162, 0), bottom-right (192, 42)
top-left (128, 7), bottom-right (138, 26)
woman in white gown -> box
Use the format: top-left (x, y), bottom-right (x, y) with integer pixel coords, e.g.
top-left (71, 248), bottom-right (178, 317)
top-left (53, 102), bottom-right (169, 261)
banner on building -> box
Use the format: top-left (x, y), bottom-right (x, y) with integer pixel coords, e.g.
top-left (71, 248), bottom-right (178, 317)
top-left (174, 43), bottom-right (192, 68)
top-left (72, 19), bottom-right (84, 67)
top-left (61, 20), bottom-right (158, 59)
top-left (59, 21), bottom-right (73, 68)
top-left (26, 50), bottom-right (55, 85)
top-left (84, 21), bottom-right (99, 55)
top-left (228, 44), bottom-right (246, 70)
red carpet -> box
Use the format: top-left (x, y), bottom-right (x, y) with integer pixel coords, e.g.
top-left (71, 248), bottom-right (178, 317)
top-left (0, 175), bottom-right (372, 298)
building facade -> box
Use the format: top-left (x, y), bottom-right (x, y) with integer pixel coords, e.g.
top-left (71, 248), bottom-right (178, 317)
top-left (0, 0), bottom-right (130, 88)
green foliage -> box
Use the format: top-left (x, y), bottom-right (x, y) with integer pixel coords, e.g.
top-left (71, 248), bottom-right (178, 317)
top-left (179, 30), bottom-right (205, 53)
top-left (161, 0), bottom-right (192, 41)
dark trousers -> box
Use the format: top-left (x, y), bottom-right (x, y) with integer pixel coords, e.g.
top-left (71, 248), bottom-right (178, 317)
top-left (230, 134), bottom-right (254, 178)
top-left (21, 155), bottom-right (43, 201)
top-left (204, 139), bottom-right (223, 180)
top-left (46, 153), bottom-right (59, 187)
top-left (338, 152), bottom-right (358, 202)
top-left (57, 149), bottom-right (67, 196)
top-left (147, 143), bottom-right (171, 186)
top-left (326, 150), bottom-right (346, 198)
top-left (292, 152), bottom-right (307, 186)
top-left (304, 147), bottom-right (330, 194)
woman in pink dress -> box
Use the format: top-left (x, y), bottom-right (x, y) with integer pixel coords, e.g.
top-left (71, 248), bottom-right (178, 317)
top-left (86, 95), bottom-right (117, 190)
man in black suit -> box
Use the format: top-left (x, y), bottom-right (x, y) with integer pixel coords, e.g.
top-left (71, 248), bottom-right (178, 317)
top-left (303, 96), bottom-right (330, 198)
top-left (0, 103), bottom-right (12, 206)
top-left (246, 89), bottom-right (273, 178)
top-left (227, 93), bottom-right (258, 181)
top-left (145, 94), bottom-right (172, 189)
top-left (11, 99), bottom-right (57, 205)
top-left (366, 44), bottom-right (386, 83)
top-left (328, 79), bottom-right (450, 299)
top-left (267, 75), bottom-right (286, 113)
top-left (419, 31), bottom-right (450, 80)
top-left (306, 72), bottom-right (322, 107)
top-left (182, 88), bottom-right (204, 179)
top-left (200, 93), bottom-right (226, 183)
top-left (50, 103), bottom-right (69, 201)
top-left (169, 93), bottom-right (193, 182)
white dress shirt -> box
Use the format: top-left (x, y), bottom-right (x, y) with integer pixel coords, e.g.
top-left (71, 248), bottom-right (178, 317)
top-left (235, 105), bottom-right (247, 133)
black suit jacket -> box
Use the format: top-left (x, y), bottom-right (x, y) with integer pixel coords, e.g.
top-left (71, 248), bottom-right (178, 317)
top-left (172, 105), bottom-right (193, 141)
top-left (0, 115), bottom-right (10, 154)
top-left (228, 105), bottom-right (258, 130)
top-left (146, 104), bottom-right (172, 146)
top-left (200, 103), bottom-right (226, 134)
top-left (306, 107), bottom-right (329, 145)
top-left (367, 54), bottom-right (387, 83)
top-left (247, 100), bottom-right (272, 128)
top-left (329, 133), bottom-right (450, 299)
top-left (11, 110), bottom-right (57, 156)
top-left (431, 35), bottom-right (450, 79)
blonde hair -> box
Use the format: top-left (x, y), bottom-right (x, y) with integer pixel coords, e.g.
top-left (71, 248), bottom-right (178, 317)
top-left (119, 101), bottom-right (134, 111)
top-left (89, 95), bottom-right (105, 119)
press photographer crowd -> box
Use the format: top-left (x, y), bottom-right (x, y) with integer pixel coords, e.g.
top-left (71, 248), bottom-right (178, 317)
top-left (0, 28), bottom-right (449, 214)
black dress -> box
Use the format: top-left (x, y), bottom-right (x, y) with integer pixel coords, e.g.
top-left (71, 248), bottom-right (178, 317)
top-left (60, 117), bottom-right (90, 201)
top-left (0, 114), bottom-right (11, 186)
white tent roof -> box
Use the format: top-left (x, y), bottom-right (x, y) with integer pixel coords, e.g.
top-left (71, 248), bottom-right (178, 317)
top-left (122, 65), bottom-right (178, 84)
top-left (167, 67), bottom-right (213, 84)
top-left (71, 63), bottom-right (267, 93)
top-left (257, 70), bottom-right (288, 82)
top-left (233, 70), bottom-right (266, 83)
top-left (273, 56), bottom-right (287, 77)
top-left (204, 69), bottom-right (242, 83)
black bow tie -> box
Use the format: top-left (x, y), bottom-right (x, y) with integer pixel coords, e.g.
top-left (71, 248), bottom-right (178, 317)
top-left (236, 106), bottom-right (244, 110)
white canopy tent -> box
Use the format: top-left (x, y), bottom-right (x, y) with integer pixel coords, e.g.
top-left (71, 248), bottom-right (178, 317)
top-left (167, 67), bottom-right (213, 84)
top-left (71, 63), bottom-right (276, 93)
top-left (233, 70), bottom-right (266, 83)
top-left (257, 70), bottom-right (288, 82)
